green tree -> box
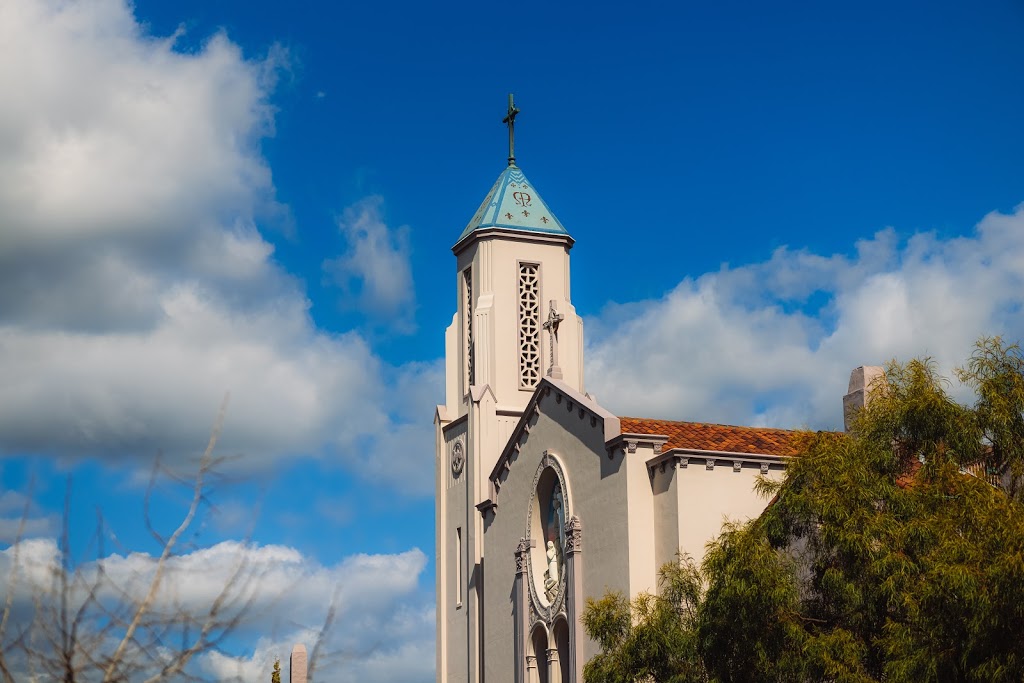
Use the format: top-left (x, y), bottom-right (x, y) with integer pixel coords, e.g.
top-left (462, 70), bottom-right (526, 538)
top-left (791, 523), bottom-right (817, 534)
top-left (583, 338), bottom-right (1024, 683)
top-left (271, 658), bottom-right (282, 683)
top-left (582, 555), bottom-right (707, 683)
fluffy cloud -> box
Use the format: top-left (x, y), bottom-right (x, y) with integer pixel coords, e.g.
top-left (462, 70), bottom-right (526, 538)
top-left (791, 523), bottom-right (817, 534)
top-left (587, 204), bottom-right (1024, 430)
top-left (324, 196), bottom-right (417, 332)
top-left (0, 538), bottom-right (434, 682)
top-left (0, 0), bottom-right (434, 489)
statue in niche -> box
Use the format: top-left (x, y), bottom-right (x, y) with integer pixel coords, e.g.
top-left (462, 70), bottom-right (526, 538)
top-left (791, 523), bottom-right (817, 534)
top-left (551, 488), bottom-right (566, 551)
top-left (543, 541), bottom-right (560, 599)
top-left (543, 484), bottom-right (566, 601)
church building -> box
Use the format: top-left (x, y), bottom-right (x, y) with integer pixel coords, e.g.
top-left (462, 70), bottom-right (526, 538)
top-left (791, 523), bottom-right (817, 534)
top-left (434, 99), bottom-right (857, 683)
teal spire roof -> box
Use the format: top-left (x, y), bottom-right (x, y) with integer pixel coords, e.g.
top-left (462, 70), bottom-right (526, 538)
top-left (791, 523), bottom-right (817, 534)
top-left (456, 165), bottom-right (570, 245)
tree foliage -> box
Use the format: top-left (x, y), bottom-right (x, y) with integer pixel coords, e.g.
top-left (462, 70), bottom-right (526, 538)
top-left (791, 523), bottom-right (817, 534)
top-left (583, 337), bottom-right (1024, 683)
top-left (582, 555), bottom-right (705, 683)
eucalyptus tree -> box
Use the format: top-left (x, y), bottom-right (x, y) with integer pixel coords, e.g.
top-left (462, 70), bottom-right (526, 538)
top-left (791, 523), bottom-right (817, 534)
top-left (583, 338), bottom-right (1024, 683)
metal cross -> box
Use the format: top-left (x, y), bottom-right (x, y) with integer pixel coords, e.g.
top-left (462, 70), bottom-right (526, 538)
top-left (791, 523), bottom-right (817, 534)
top-left (542, 300), bottom-right (564, 380)
top-left (502, 93), bottom-right (520, 166)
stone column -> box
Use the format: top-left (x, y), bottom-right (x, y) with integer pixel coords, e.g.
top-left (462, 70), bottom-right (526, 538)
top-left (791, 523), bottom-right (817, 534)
top-left (514, 538), bottom-right (532, 683)
top-left (564, 516), bottom-right (583, 683)
top-left (526, 654), bottom-right (538, 683)
top-left (547, 647), bottom-right (560, 683)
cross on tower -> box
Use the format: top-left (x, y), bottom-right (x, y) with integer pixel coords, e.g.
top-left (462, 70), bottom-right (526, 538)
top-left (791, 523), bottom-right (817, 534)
top-left (542, 300), bottom-right (564, 380)
top-left (502, 93), bottom-right (520, 167)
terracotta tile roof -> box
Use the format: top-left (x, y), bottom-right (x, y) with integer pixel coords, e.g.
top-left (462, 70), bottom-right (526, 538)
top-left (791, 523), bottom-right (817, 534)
top-left (897, 458), bottom-right (1003, 489)
top-left (895, 458), bottom-right (923, 489)
top-left (619, 417), bottom-right (805, 457)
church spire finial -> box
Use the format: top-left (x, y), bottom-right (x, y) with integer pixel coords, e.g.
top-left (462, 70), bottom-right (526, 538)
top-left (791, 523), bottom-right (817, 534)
top-left (502, 93), bottom-right (520, 166)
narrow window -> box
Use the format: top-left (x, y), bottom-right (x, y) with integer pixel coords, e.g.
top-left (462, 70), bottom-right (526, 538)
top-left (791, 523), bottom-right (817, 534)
top-left (463, 268), bottom-right (474, 388)
top-left (456, 527), bottom-right (463, 607)
top-left (518, 263), bottom-right (541, 388)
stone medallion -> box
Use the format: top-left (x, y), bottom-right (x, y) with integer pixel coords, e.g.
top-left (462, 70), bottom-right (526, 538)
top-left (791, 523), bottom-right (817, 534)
top-left (451, 439), bottom-right (465, 477)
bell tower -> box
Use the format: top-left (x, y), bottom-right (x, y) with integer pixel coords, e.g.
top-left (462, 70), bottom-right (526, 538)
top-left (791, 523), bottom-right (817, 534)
top-left (435, 96), bottom-right (584, 683)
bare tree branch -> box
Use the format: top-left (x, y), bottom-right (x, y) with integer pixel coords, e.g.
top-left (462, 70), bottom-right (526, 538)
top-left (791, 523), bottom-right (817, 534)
top-left (103, 393), bottom-right (230, 682)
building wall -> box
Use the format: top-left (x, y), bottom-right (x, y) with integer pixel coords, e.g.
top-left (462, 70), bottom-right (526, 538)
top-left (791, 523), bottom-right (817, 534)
top-left (437, 224), bottom-right (791, 683)
top-left (438, 416), bottom-right (470, 683)
top-left (481, 386), bottom-right (641, 682)
top-left (674, 461), bottom-right (783, 564)
top-left (440, 226), bottom-right (584, 683)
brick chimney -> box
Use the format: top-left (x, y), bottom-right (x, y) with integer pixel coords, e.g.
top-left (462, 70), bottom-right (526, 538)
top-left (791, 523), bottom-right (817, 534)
top-left (843, 366), bottom-right (885, 432)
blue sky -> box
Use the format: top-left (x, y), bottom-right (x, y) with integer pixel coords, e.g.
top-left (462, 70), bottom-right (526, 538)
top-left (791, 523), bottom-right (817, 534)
top-left (1, 0), bottom-right (1023, 679)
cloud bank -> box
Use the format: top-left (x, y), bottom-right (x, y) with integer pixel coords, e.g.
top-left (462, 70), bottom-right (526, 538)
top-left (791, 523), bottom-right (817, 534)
top-left (0, 0), bottom-right (435, 492)
top-left (587, 205), bottom-right (1024, 430)
top-left (0, 537), bottom-right (434, 682)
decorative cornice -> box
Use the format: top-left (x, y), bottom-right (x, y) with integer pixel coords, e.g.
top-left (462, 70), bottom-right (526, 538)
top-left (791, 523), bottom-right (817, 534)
top-left (440, 413), bottom-right (468, 435)
top-left (452, 226), bottom-right (575, 256)
top-left (608, 433), bottom-right (670, 458)
top-left (476, 498), bottom-right (497, 517)
top-left (487, 377), bottom-right (618, 508)
top-left (645, 449), bottom-right (788, 477)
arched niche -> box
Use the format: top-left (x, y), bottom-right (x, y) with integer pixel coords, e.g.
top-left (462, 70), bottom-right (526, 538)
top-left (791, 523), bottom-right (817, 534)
top-left (529, 623), bottom-right (550, 683)
top-left (552, 616), bottom-right (570, 683)
top-left (526, 451), bottom-right (571, 621)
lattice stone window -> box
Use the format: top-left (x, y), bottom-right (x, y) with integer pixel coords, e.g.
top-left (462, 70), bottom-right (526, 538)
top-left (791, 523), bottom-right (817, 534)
top-left (464, 268), bottom-right (474, 388)
top-left (518, 263), bottom-right (541, 389)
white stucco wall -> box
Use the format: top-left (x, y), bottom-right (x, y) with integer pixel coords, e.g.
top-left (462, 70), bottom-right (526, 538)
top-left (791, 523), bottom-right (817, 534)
top-left (447, 233), bottom-right (584, 422)
top-left (674, 460), bottom-right (783, 565)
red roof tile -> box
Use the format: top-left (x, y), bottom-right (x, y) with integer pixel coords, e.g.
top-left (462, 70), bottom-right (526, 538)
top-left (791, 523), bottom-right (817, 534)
top-left (619, 417), bottom-right (805, 457)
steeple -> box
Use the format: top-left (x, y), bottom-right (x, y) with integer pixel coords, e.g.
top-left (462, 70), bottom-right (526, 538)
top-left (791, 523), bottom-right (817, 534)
top-left (443, 95), bottom-right (583, 417)
top-left (435, 97), bottom-right (585, 683)
top-left (454, 165), bottom-right (571, 248)
top-left (454, 96), bottom-right (572, 250)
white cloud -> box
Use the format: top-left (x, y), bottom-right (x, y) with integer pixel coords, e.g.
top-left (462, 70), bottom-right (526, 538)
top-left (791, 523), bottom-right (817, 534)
top-left (0, 538), bottom-right (434, 682)
top-left (324, 196), bottom-right (416, 332)
top-left (586, 204), bottom-right (1024, 430)
top-left (0, 0), bottom-right (437, 489)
